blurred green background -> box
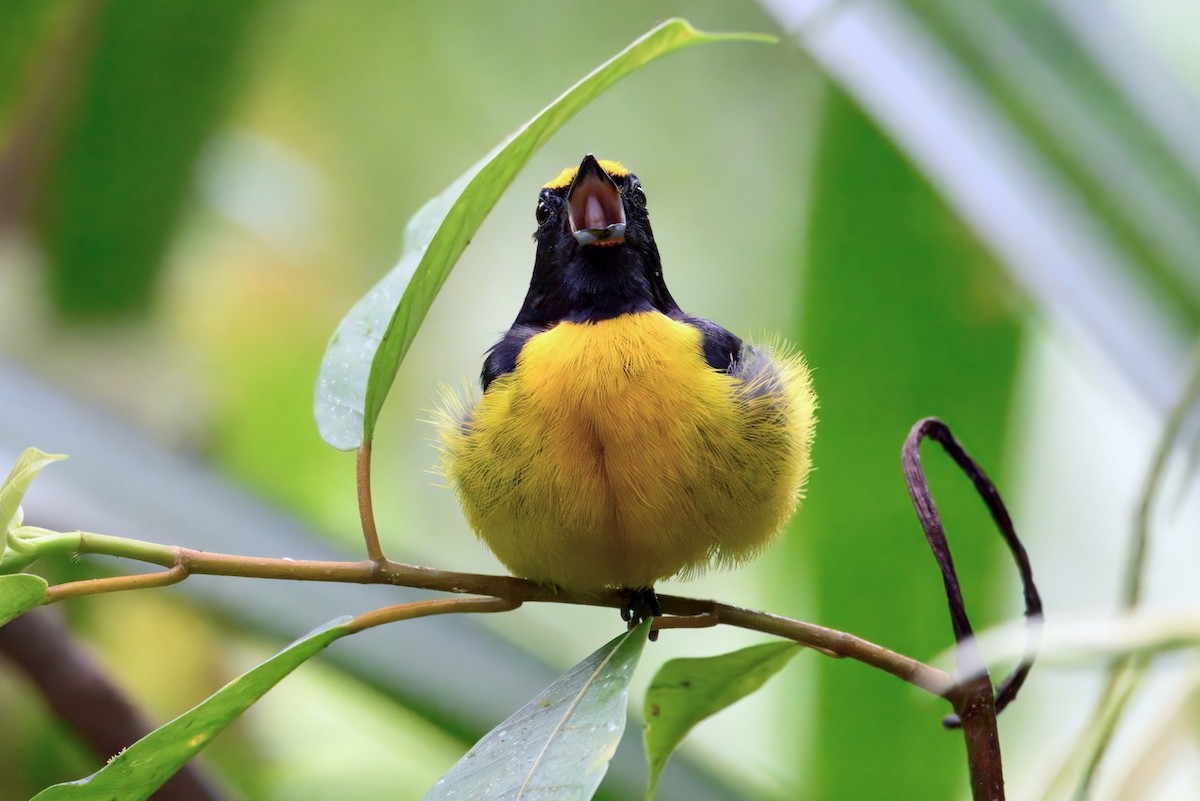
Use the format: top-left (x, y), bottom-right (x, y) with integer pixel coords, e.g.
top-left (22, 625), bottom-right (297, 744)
top-left (2, 1), bottom-right (1199, 800)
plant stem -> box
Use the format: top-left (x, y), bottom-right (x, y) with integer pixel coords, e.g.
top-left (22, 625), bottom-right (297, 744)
top-left (347, 596), bottom-right (520, 633)
top-left (44, 563), bottom-right (187, 602)
top-left (956, 673), bottom-right (1004, 801)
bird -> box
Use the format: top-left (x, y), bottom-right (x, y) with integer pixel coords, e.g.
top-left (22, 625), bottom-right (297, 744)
top-left (438, 154), bottom-right (815, 623)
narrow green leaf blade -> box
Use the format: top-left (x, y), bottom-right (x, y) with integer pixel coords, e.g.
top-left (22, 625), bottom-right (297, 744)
top-left (31, 616), bottom-right (352, 801)
top-left (0, 573), bottom-right (48, 626)
top-left (793, 87), bottom-right (1021, 801)
top-left (643, 642), bottom-right (800, 800)
top-left (314, 18), bottom-right (773, 450)
top-left (1, 448), bottom-right (67, 545)
top-left (424, 622), bottom-right (650, 801)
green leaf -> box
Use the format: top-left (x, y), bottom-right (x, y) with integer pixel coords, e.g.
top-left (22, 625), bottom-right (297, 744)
top-left (1, 447), bottom-right (67, 561)
top-left (0, 573), bottom-right (48, 626)
top-left (31, 616), bottom-right (352, 801)
top-left (643, 642), bottom-right (800, 801)
top-left (424, 622), bottom-right (650, 801)
top-left (314, 18), bottom-right (773, 450)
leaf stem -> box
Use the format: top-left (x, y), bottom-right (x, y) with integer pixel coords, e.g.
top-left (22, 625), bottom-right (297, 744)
top-left (356, 441), bottom-right (386, 562)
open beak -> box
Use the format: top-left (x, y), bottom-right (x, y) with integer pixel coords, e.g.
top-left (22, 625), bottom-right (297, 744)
top-left (567, 154), bottom-right (626, 247)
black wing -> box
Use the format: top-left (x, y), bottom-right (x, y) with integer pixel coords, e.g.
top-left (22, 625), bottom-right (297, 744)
top-left (481, 324), bottom-right (545, 391)
top-left (676, 314), bottom-right (743, 373)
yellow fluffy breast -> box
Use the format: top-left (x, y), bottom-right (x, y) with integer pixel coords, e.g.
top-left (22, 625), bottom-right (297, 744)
top-left (438, 312), bottom-right (814, 590)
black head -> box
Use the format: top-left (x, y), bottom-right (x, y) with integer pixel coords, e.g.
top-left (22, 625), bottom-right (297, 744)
top-left (513, 154), bottom-right (679, 326)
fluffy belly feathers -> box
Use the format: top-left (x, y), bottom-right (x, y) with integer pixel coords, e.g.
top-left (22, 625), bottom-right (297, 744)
top-left (439, 312), bottom-right (814, 590)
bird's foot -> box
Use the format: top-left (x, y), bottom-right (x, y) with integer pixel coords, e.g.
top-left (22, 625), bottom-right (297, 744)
top-left (621, 586), bottom-right (662, 642)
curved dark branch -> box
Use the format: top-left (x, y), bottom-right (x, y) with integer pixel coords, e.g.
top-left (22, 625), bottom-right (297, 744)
top-left (903, 417), bottom-right (1042, 722)
top-left (902, 417), bottom-right (1043, 801)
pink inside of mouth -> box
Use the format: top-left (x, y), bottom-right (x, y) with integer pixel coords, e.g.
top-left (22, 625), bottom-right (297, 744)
top-left (569, 174), bottom-right (625, 237)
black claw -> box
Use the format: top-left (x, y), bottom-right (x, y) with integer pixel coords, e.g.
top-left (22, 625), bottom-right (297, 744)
top-left (646, 589), bottom-right (662, 618)
top-left (621, 587), bottom-right (661, 641)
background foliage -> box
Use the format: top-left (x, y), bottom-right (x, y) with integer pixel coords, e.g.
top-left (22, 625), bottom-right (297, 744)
top-left (1, 1), bottom-right (1198, 800)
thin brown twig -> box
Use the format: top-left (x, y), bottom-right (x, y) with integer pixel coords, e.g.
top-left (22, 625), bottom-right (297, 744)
top-left (347, 596), bottom-right (520, 634)
top-left (43, 563), bottom-right (188, 603)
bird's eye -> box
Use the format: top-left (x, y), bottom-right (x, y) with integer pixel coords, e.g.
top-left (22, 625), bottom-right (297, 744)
top-left (535, 199), bottom-right (550, 225)
top-left (630, 182), bottom-right (646, 204)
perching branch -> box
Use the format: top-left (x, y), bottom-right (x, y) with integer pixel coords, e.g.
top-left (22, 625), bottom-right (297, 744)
top-left (6, 416), bottom-right (1037, 716)
top-left (7, 528), bottom-right (958, 701)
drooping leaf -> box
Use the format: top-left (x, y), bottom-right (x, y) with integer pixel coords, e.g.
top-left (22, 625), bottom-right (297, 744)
top-left (424, 623), bottom-right (650, 801)
top-left (314, 18), bottom-right (773, 450)
top-left (0, 573), bottom-right (48, 626)
top-left (31, 616), bottom-right (352, 801)
top-left (643, 642), bottom-right (800, 800)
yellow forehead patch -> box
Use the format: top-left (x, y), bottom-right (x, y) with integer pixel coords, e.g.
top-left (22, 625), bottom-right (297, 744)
top-left (543, 159), bottom-right (629, 190)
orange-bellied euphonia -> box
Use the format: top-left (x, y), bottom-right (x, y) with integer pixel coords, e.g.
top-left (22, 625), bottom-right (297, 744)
top-left (439, 154), bottom-right (815, 610)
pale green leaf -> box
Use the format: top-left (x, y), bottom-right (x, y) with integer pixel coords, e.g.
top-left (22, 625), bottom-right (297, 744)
top-left (0, 573), bottom-right (48, 626)
top-left (424, 622), bottom-right (650, 801)
top-left (643, 642), bottom-right (800, 800)
top-left (1, 447), bottom-right (66, 562)
top-left (314, 18), bottom-right (773, 450)
top-left (32, 616), bottom-right (352, 801)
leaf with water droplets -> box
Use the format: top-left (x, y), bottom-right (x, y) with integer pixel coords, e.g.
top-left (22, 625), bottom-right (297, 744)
top-left (424, 623), bottom-right (650, 801)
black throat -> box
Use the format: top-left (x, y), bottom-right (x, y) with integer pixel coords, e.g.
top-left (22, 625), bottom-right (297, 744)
top-left (513, 233), bottom-right (679, 326)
